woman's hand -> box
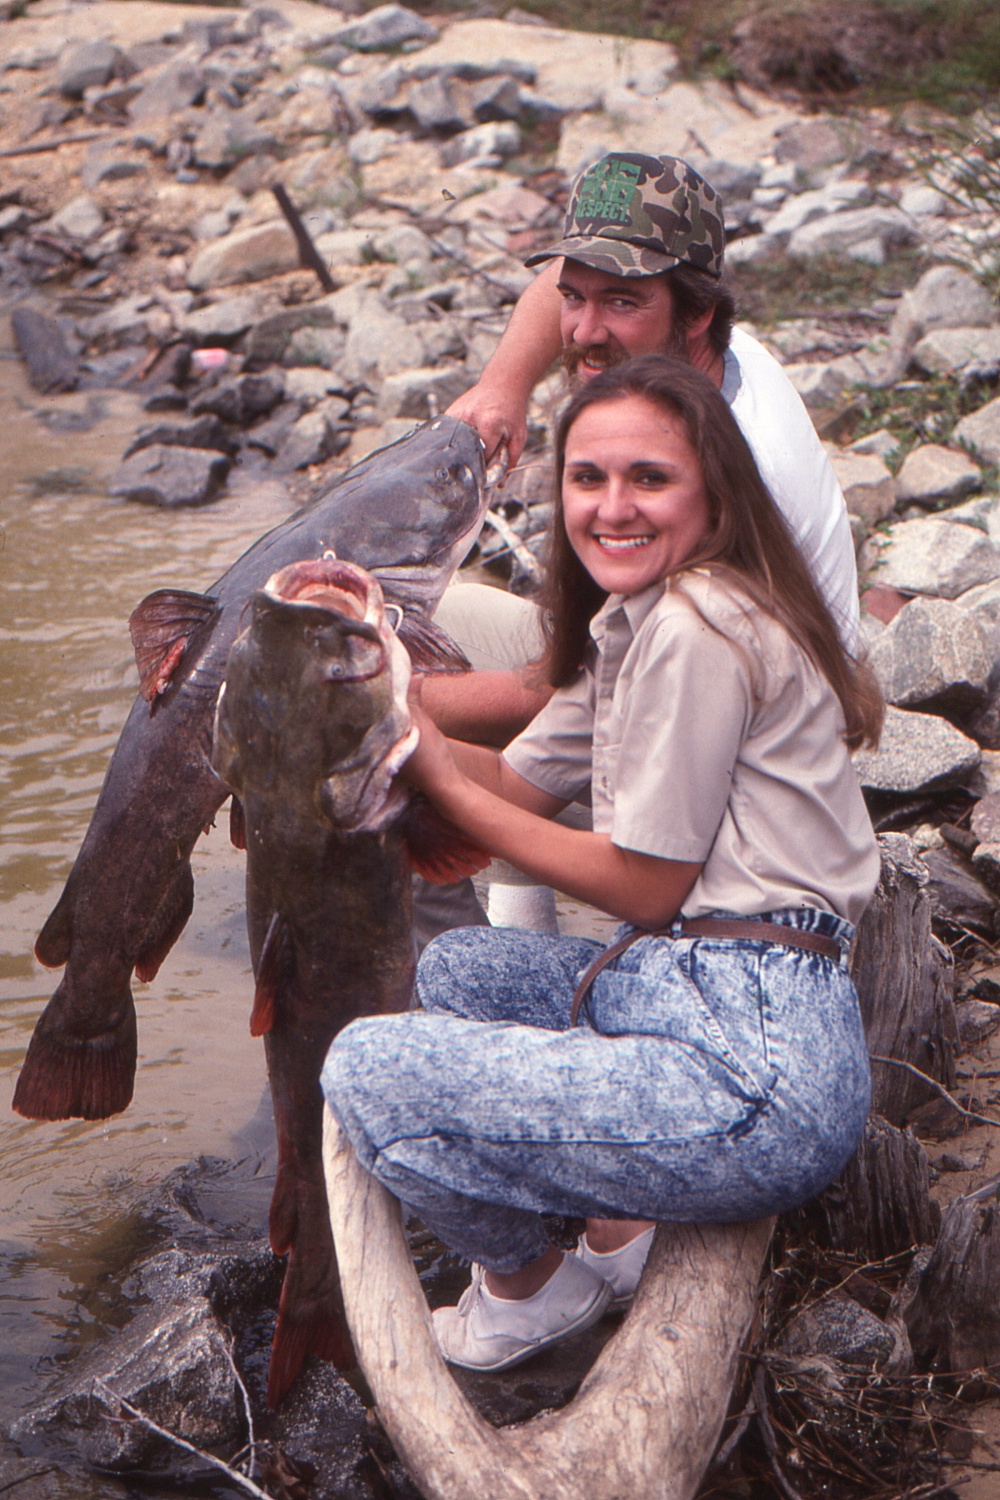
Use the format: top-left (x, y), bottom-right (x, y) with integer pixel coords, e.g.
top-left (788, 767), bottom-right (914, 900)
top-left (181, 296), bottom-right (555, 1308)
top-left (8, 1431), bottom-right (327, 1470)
top-left (400, 703), bottom-right (461, 804)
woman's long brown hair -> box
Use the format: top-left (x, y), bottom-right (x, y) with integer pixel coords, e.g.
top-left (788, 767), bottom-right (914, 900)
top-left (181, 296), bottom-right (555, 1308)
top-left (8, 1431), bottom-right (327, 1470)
top-left (540, 356), bottom-right (883, 750)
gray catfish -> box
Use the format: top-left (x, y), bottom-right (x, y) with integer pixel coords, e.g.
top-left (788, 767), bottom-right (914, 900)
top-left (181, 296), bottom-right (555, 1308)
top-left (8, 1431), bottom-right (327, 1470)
top-left (14, 417), bottom-right (487, 1124)
top-left (212, 555), bottom-right (487, 1406)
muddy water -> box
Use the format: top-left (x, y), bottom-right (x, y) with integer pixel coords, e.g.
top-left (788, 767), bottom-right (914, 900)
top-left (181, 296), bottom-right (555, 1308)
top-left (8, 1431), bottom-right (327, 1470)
top-left (0, 345), bottom-right (299, 1469)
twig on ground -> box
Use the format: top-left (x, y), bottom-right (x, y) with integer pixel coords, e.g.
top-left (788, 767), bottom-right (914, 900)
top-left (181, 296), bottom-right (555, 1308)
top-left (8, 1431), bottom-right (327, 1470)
top-left (484, 508), bottom-right (542, 583)
top-left (92, 1380), bottom-right (276, 1500)
top-left (711, 1388), bottom-right (757, 1469)
top-left (753, 1364), bottom-right (807, 1500)
top-left (869, 1054), bottom-right (1000, 1129)
top-left (0, 131), bottom-right (117, 159)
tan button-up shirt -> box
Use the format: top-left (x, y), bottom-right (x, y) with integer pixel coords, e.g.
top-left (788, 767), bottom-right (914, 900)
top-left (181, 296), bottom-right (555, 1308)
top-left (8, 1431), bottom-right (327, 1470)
top-left (504, 570), bottom-right (879, 925)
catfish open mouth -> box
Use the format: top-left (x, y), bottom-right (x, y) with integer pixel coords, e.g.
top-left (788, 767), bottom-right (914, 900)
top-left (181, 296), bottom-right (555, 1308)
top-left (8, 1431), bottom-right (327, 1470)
top-left (263, 557), bottom-right (381, 627)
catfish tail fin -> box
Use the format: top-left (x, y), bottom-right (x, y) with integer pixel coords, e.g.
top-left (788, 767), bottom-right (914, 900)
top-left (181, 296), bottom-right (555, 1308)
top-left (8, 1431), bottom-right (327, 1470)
top-left (267, 1247), bottom-right (354, 1408)
top-left (12, 984), bottom-right (137, 1120)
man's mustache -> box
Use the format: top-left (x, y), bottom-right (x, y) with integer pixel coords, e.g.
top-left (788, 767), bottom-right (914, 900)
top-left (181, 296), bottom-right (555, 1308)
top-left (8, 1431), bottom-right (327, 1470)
top-left (561, 344), bottom-right (623, 380)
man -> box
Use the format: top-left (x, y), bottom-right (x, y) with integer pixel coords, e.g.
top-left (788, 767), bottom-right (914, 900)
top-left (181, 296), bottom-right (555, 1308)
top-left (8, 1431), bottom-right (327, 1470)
top-left (414, 151), bottom-right (860, 942)
top-left (429, 151), bottom-right (858, 729)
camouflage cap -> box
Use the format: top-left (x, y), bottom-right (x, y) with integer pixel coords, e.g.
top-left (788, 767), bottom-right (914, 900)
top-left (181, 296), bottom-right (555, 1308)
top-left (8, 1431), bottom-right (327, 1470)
top-left (525, 153), bottom-right (726, 279)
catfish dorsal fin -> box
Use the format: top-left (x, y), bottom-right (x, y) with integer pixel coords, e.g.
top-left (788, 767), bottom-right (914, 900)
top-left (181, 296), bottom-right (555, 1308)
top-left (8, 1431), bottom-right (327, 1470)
top-left (394, 613), bottom-right (471, 674)
top-left (252, 911), bottom-right (295, 1036)
top-left (401, 795), bottom-right (491, 884)
top-left (129, 589), bottom-right (220, 705)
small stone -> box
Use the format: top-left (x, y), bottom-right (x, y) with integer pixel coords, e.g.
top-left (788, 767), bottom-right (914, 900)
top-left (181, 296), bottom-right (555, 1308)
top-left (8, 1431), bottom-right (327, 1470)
top-left (896, 445), bottom-right (981, 506)
top-left (440, 120), bottom-right (521, 167)
top-left (275, 405), bottom-right (350, 470)
top-left (912, 327), bottom-right (1000, 382)
top-left (122, 416), bottom-right (236, 461)
top-left (954, 998), bottom-right (1000, 1045)
top-left (773, 117), bottom-right (849, 170)
top-left (129, 62), bottom-right (207, 124)
top-left (784, 361), bottom-right (856, 410)
top-left (922, 846), bottom-right (998, 936)
top-left (408, 74), bottom-right (472, 132)
top-left (972, 793), bottom-right (1000, 845)
top-left (779, 1293), bottom-right (894, 1369)
top-left (191, 371), bottom-right (285, 426)
top-left (347, 127), bottom-right (399, 165)
top-left (848, 428), bottom-right (900, 462)
top-left (888, 266), bottom-right (996, 355)
top-left (180, 296), bottom-right (260, 344)
top-left (109, 446), bottom-right (231, 508)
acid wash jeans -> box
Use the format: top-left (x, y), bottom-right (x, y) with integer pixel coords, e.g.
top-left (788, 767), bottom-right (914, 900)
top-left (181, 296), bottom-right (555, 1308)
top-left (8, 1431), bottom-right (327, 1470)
top-left (321, 909), bottom-right (870, 1275)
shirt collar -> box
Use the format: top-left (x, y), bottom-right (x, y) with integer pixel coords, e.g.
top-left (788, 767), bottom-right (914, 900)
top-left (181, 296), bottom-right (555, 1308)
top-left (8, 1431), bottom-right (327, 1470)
top-left (590, 581), bottom-right (668, 646)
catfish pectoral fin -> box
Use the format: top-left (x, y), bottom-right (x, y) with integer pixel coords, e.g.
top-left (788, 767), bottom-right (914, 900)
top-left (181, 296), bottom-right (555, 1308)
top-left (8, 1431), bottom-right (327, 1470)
top-left (229, 795), bottom-right (246, 851)
top-left (129, 588), bottom-right (220, 704)
top-left (402, 795), bottom-right (492, 883)
top-left (12, 990), bottom-right (137, 1120)
top-left (267, 1249), bottom-right (354, 1408)
top-left (134, 861), bottom-right (195, 984)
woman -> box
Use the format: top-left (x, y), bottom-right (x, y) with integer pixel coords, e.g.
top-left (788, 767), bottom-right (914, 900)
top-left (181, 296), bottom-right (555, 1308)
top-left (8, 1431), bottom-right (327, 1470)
top-left (321, 356), bottom-right (883, 1373)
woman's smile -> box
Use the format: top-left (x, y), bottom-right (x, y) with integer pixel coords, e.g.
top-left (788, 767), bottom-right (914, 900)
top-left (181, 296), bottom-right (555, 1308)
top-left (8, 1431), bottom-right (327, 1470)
top-left (561, 394), bottom-right (714, 596)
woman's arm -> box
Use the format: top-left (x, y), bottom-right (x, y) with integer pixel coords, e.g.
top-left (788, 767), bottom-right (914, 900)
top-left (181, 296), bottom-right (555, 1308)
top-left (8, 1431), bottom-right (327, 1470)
top-left (446, 262), bottom-right (564, 468)
top-left (405, 709), bottom-right (702, 929)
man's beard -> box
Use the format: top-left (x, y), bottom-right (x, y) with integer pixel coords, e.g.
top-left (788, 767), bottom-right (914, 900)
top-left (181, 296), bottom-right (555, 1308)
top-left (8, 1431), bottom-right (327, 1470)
top-left (562, 326), bottom-right (688, 384)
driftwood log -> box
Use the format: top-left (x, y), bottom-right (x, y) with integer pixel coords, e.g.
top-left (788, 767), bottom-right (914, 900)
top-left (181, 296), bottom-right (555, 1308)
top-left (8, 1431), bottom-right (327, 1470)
top-left (816, 1112), bottom-right (940, 1262)
top-left (905, 1183), bottom-right (1000, 1374)
top-left (322, 1107), bottom-right (773, 1500)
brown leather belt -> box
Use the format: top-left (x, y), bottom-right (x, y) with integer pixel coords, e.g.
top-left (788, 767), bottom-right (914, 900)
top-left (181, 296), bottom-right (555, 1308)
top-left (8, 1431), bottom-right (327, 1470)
top-left (569, 916), bottom-right (844, 1026)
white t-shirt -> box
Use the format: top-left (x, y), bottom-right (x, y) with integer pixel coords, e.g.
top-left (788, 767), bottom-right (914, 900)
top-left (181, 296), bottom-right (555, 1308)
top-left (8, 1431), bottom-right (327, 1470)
top-left (504, 570), bottom-right (880, 926)
top-left (725, 327), bottom-right (859, 649)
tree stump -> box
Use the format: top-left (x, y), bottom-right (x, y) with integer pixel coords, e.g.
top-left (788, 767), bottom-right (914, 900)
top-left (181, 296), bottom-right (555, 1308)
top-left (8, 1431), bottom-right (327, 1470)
top-left (851, 833), bottom-right (958, 1125)
top-left (814, 1113), bottom-right (940, 1261)
top-left (905, 1186), bottom-right (1000, 1373)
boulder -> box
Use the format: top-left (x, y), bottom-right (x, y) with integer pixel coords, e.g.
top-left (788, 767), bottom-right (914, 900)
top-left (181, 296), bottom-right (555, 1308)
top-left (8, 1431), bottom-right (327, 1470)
top-left (848, 427), bottom-right (900, 462)
top-left (179, 295), bottom-right (261, 344)
top-left (852, 706), bottom-right (980, 794)
top-left (123, 416), bottom-right (237, 461)
top-left (275, 405), bottom-right (350, 470)
top-left (895, 444), bottom-right (981, 506)
top-left (378, 364), bottom-right (474, 420)
top-left (49, 194), bottom-right (104, 242)
top-left (787, 206), bottom-right (915, 263)
top-left (333, 4), bottom-right (438, 52)
top-left (867, 517), bottom-right (1000, 599)
top-left (57, 39), bottom-right (121, 99)
top-left (955, 576), bottom-right (1000, 652)
top-left (911, 326), bottom-right (1000, 382)
top-left (954, 395), bottom-right (1000, 466)
top-left (109, 446), bottom-right (231, 508)
top-left (191, 371), bottom-right (285, 425)
top-left (187, 222), bottom-right (299, 291)
top-left (867, 596), bottom-right (991, 711)
top-left (129, 62), bottom-right (207, 124)
top-left (244, 300), bottom-right (339, 365)
top-left (828, 448), bottom-right (896, 524)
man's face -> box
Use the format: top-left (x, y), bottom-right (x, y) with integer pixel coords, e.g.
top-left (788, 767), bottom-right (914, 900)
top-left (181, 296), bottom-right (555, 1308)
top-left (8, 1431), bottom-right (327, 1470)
top-left (556, 260), bottom-right (683, 381)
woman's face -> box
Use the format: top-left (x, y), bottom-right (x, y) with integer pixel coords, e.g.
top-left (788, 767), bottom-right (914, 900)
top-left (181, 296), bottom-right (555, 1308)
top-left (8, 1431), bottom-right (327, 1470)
top-left (561, 394), bottom-right (713, 596)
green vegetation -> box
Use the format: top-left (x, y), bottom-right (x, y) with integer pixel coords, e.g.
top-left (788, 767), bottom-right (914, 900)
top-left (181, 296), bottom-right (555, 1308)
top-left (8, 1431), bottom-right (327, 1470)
top-left (731, 249), bottom-right (927, 327)
top-left (849, 373), bottom-right (1000, 465)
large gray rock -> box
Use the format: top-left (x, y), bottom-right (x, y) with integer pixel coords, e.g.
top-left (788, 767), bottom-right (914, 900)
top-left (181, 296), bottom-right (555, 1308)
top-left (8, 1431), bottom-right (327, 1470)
top-left (129, 62), bottom-right (207, 123)
top-left (57, 39), bottom-right (121, 98)
top-left (885, 265), bottom-right (996, 376)
top-left (867, 596), bottom-right (991, 712)
top-left (912, 326), bottom-right (1000, 382)
top-left (955, 576), bottom-right (1000, 653)
top-left (275, 405), bottom-right (350, 470)
top-left (895, 444), bottom-right (981, 506)
top-left (828, 448), bottom-right (896, 524)
top-left (852, 706), bottom-right (980, 794)
top-left (191, 371), bottom-right (285, 425)
top-left (342, 299), bottom-right (424, 383)
top-left (762, 177), bottom-right (869, 242)
top-left (867, 517), bottom-right (1000, 599)
top-left (378, 364), bottom-right (473, 420)
top-left (408, 73), bottom-right (472, 131)
top-left (787, 206), bottom-right (915, 264)
top-left (187, 221), bottom-right (299, 290)
top-left (123, 415), bottom-right (236, 460)
top-left (180, 295), bottom-right (261, 344)
top-left (954, 395), bottom-right (1000, 466)
top-left (109, 446), bottom-right (231, 507)
top-left (333, 4), bottom-right (437, 52)
top-left (244, 299), bottom-right (339, 365)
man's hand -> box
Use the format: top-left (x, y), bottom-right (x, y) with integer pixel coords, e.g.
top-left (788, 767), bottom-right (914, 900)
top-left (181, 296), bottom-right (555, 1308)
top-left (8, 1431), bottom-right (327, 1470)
top-left (447, 383), bottom-right (528, 471)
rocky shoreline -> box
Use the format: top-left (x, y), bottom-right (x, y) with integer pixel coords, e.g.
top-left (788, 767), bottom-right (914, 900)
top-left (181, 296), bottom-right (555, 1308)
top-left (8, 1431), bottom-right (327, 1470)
top-left (4, 2), bottom-right (1000, 1496)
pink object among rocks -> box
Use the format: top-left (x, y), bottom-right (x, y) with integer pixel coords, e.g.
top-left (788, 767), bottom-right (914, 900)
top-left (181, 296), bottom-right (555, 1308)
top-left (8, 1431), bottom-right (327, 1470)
top-left (191, 347), bottom-right (229, 374)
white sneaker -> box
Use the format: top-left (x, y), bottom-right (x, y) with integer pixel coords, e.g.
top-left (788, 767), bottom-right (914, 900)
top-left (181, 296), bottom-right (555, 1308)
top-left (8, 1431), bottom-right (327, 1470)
top-left (432, 1254), bottom-right (612, 1372)
top-left (574, 1226), bottom-right (656, 1308)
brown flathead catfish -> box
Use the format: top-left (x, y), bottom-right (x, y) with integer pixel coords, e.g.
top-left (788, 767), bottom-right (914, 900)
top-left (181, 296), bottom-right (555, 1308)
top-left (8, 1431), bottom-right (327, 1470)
top-left (13, 417), bottom-right (488, 1125)
top-left (212, 556), bottom-right (487, 1406)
